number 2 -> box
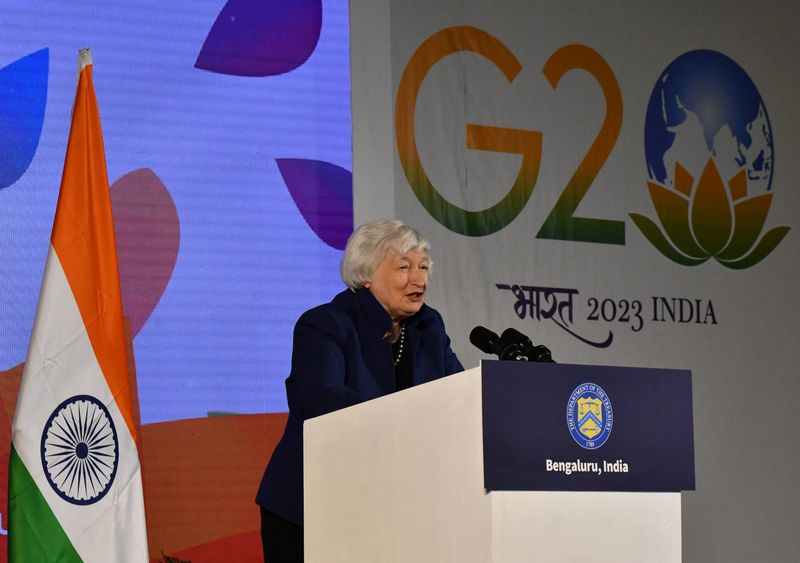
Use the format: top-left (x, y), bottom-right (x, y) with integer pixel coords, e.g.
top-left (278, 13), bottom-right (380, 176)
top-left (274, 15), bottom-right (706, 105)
top-left (537, 44), bottom-right (625, 245)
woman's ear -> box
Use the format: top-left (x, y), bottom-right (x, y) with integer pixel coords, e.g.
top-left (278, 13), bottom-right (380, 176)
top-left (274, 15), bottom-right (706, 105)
top-left (363, 281), bottom-right (371, 288)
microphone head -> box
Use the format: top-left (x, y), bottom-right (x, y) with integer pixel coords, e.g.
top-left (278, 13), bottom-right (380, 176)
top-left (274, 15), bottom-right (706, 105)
top-left (469, 326), bottom-right (500, 354)
top-left (532, 345), bottom-right (555, 363)
top-left (500, 327), bottom-right (532, 346)
top-left (500, 328), bottom-right (556, 363)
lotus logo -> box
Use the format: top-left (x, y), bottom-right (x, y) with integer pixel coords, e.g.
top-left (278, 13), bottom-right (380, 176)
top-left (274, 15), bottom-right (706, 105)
top-left (631, 159), bottom-right (790, 269)
top-left (635, 49), bottom-right (790, 269)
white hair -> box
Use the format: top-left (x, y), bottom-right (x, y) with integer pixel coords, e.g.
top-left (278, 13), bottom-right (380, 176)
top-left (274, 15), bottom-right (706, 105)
top-left (340, 219), bottom-right (432, 289)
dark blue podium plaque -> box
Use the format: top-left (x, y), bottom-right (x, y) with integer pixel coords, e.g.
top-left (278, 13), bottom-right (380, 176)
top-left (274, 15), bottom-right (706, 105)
top-left (481, 360), bottom-right (695, 492)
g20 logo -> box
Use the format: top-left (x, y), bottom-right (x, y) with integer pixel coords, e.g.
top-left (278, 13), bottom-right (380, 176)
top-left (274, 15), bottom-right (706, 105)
top-left (633, 50), bottom-right (789, 269)
top-left (395, 26), bottom-right (789, 267)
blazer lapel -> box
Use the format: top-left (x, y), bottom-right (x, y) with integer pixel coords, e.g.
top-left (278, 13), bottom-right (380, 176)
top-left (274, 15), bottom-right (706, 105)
top-left (354, 289), bottom-right (395, 393)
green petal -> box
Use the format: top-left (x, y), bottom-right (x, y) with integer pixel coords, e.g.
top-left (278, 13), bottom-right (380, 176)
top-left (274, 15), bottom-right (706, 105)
top-left (630, 213), bottom-right (708, 266)
top-left (718, 226), bottom-right (791, 269)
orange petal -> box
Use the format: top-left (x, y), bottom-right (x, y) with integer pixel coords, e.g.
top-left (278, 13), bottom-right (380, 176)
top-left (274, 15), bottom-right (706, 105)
top-left (727, 169), bottom-right (747, 201)
top-left (647, 181), bottom-right (706, 258)
top-left (691, 159), bottom-right (733, 255)
top-left (673, 162), bottom-right (694, 197)
top-left (717, 193), bottom-right (772, 260)
top-left (629, 213), bottom-right (708, 266)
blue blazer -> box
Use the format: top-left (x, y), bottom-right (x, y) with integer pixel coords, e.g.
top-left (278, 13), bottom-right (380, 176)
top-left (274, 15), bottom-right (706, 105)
top-left (255, 288), bottom-right (463, 524)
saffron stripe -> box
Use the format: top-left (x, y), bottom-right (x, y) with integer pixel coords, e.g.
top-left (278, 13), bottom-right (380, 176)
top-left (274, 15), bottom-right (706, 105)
top-left (49, 64), bottom-right (137, 441)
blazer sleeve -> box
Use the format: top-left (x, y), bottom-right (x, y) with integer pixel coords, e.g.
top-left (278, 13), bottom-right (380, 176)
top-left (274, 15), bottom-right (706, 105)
top-left (284, 311), bottom-right (363, 420)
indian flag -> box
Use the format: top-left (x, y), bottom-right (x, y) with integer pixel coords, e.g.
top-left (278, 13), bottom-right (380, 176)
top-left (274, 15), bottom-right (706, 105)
top-left (8, 49), bottom-right (148, 561)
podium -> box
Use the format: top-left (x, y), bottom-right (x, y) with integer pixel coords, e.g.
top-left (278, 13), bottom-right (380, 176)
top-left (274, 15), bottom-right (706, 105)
top-left (304, 361), bottom-right (694, 562)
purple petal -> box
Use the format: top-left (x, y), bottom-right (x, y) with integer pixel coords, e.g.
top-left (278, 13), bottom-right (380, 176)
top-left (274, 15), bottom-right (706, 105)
top-left (277, 158), bottom-right (353, 250)
top-left (0, 49), bottom-right (48, 189)
top-left (195, 0), bottom-right (322, 77)
top-left (110, 168), bottom-right (180, 337)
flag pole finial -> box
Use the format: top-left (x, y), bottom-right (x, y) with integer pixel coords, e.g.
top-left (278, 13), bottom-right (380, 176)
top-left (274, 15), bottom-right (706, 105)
top-left (78, 48), bottom-right (92, 73)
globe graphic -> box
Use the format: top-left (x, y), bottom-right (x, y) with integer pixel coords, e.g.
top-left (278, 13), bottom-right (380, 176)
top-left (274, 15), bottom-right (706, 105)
top-left (644, 50), bottom-right (774, 194)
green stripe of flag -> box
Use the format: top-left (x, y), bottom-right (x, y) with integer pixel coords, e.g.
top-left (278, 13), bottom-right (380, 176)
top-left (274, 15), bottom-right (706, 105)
top-left (8, 445), bottom-right (82, 562)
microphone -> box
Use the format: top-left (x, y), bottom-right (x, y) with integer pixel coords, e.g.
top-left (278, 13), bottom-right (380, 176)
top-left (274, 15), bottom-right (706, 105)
top-left (469, 326), bottom-right (533, 361)
top-left (469, 326), bottom-right (502, 355)
top-left (500, 327), bottom-right (555, 363)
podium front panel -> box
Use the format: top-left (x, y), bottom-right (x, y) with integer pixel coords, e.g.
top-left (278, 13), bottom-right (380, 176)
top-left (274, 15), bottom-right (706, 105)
top-left (482, 360), bottom-right (695, 492)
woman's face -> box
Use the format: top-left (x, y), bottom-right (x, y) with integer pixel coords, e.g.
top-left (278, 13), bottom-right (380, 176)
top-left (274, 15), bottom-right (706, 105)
top-left (367, 250), bottom-right (430, 321)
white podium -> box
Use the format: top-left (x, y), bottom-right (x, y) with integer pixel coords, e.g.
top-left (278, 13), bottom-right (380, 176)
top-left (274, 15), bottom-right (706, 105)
top-left (304, 365), bottom-right (687, 562)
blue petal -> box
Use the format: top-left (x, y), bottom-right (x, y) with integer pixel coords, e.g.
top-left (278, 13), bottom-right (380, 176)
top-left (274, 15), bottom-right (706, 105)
top-left (195, 0), bottom-right (321, 77)
top-left (277, 158), bottom-right (353, 250)
top-left (0, 48), bottom-right (48, 189)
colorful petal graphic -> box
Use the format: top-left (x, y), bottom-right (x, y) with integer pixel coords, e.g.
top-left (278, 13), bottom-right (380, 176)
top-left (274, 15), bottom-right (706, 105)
top-left (629, 213), bottom-right (708, 267)
top-left (691, 160), bottom-right (733, 256)
top-left (717, 192), bottom-right (772, 261)
top-left (632, 159), bottom-right (789, 269)
top-left (0, 363), bottom-right (23, 540)
top-left (0, 48), bottom-right (48, 189)
top-left (718, 226), bottom-right (790, 270)
top-left (277, 158), bottom-right (353, 250)
top-left (195, 0), bottom-right (322, 77)
top-left (140, 413), bottom-right (287, 557)
top-left (645, 182), bottom-right (705, 258)
top-left (0, 364), bottom-right (22, 430)
top-left (110, 168), bottom-right (180, 337)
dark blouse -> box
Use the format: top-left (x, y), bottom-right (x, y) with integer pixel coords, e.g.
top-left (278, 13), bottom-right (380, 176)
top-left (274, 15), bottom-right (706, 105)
top-left (392, 326), bottom-right (413, 391)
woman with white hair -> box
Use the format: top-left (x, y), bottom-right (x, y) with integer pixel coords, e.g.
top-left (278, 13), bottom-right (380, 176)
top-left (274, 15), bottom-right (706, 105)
top-left (255, 219), bottom-right (463, 562)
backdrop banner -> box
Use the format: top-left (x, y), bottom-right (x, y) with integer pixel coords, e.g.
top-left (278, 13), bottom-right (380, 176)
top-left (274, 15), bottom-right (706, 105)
top-left (351, 1), bottom-right (799, 561)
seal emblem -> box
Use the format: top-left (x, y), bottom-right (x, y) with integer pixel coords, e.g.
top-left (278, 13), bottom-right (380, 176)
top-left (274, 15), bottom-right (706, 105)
top-left (40, 394), bottom-right (119, 505)
top-left (567, 383), bottom-right (613, 449)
